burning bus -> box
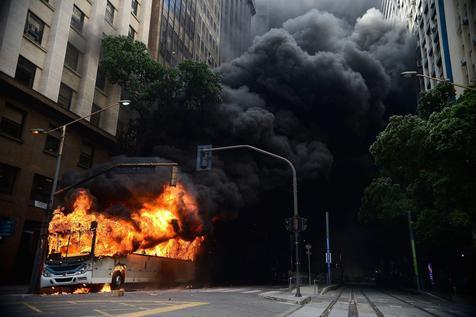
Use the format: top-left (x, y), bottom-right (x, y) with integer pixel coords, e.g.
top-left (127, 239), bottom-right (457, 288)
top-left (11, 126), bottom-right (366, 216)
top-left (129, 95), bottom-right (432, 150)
top-left (41, 185), bottom-right (204, 290)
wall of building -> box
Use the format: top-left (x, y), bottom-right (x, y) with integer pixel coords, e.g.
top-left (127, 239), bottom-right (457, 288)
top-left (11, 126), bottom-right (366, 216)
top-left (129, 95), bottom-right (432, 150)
top-left (0, 73), bottom-right (115, 284)
top-left (381, 0), bottom-right (476, 95)
top-left (0, 0), bottom-right (152, 136)
top-left (220, 0), bottom-right (255, 63)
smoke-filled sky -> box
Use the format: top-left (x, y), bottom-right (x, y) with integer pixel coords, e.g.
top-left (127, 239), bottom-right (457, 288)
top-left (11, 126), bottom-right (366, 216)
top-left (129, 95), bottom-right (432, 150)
top-left (63, 0), bottom-right (417, 281)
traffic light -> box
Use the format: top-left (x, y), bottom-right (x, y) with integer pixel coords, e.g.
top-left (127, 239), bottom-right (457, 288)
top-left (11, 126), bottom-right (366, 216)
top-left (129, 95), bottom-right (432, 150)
top-left (196, 145), bottom-right (212, 171)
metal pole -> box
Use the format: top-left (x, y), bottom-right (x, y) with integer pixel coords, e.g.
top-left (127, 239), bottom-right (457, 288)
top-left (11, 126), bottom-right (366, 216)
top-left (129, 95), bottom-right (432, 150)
top-left (326, 212), bottom-right (331, 285)
top-left (307, 251), bottom-right (311, 286)
top-left (202, 145), bottom-right (302, 297)
top-left (407, 210), bottom-right (421, 291)
top-left (29, 125), bottom-right (66, 293)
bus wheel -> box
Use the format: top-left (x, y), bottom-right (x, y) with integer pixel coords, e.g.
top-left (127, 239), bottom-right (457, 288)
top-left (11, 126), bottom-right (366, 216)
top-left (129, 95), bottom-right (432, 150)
top-left (111, 272), bottom-right (124, 290)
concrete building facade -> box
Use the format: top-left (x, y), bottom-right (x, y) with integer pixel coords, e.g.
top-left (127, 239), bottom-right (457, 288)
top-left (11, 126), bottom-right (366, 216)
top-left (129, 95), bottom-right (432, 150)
top-left (220, 0), bottom-right (255, 63)
top-left (0, 0), bottom-right (154, 284)
top-left (380, 0), bottom-right (476, 94)
top-left (251, 0), bottom-right (269, 38)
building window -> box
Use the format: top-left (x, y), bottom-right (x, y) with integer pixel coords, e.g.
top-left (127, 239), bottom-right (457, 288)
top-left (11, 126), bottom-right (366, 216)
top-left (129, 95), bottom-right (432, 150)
top-left (105, 1), bottom-right (115, 24)
top-left (65, 43), bottom-right (80, 71)
top-left (0, 163), bottom-right (19, 195)
top-left (131, 0), bottom-right (139, 16)
top-left (30, 174), bottom-right (53, 205)
top-left (128, 25), bottom-right (136, 40)
top-left (24, 11), bottom-right (44, 45)
top-left (58, 83), bottom-right (73, 109)
top-left (90, 103), bottom-right (101, 127)
top-left (0, 104), bottom-right (26, 139)
top-left (15, 56), bottom-right (36, 88)
top-left (43, 125), bottom-right (61, 155)
top-left (95, 68), bottom-right (106, 91)
top-left (78, 142), bottom-right (94, 168)
top-left (71, 5), bottom-right (85, 32)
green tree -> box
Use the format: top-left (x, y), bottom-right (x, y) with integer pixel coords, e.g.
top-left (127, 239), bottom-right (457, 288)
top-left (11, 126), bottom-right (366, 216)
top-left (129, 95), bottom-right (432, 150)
top-left (99, 36), bottom-right (222, 153)
top-left (361, 83), bottom-right (476, 249)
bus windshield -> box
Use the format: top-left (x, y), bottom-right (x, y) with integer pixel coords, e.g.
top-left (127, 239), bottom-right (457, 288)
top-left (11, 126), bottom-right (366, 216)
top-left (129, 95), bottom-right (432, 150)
top-left (48, 229), bottom-right (94, 260)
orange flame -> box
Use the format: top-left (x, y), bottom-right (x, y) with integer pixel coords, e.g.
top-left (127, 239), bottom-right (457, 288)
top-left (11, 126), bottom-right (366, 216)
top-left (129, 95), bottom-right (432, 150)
top-left (48, 184), bottom-right (204, 261)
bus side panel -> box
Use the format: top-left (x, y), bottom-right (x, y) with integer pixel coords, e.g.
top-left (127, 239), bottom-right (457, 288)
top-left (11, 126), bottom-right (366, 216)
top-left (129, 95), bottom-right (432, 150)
top-left (90, 257), bottom-right (116, 284)
top-left (154, 257), bottom-right (195, 286)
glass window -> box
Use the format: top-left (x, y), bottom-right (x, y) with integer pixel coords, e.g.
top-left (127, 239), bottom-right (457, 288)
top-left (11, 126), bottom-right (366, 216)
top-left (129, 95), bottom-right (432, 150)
top-left (78, 142), bottom-right (94, 168)
top-left (90, 103), bottom-right (101, 127)
top-left (105, 1), bottom-right (115, 24)
top-left (0, 104), bottom-right (25, 139)
top-left (95, 68), bottom-right (106, 91)
top-left (71, 5), bottom-right (85, 32)
top-left (65, 43), bottom-right (80, 71)
top-left (43, 125), bottom-right (61, 155)
top-left (131, 0), bottom-right (139, 15)
top-left (30, 174), bottom-right (53, 205)
top-left (24, 11), bottom-right (44, 45)
top-left (0, 162), bottom-right (19, 195)
top-left (128, 25), bottom-right (136, 40)
top-left (58, 83), bottom-right (73, 109)
top-left (15, 56), bottom-right (36, 88)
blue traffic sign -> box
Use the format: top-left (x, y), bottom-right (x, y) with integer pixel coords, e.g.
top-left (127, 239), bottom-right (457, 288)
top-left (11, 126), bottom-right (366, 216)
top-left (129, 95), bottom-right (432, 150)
top-left (0, 220), bottom-right (16, 237)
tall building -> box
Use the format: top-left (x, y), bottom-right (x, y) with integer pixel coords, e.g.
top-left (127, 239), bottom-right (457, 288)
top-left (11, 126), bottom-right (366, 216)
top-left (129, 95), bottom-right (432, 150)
top-left (0, 0), bottom-right (152, 284)
top-left (149, 0), bottom-right (221, 67)
top-left (220, 0), bottom-right (256, 63)
top-left (251, 0), bottom-right (269, 38)
top-left (380, 0), bottom-right (476, 94)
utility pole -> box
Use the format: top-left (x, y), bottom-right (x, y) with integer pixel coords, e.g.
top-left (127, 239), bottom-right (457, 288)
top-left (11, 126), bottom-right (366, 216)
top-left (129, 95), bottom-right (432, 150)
top-left (325, 212), bottom-right (331, 285)
top-left (407, 210), bottom-right (421, 291)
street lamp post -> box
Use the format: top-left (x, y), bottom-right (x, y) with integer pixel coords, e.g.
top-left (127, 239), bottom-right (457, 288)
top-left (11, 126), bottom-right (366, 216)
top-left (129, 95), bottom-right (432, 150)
top-left (400, 71), bottom-right (476, 91)
top-left (28, 99), bottom-right (130, 293)
top-left (305, 243), bottom-right (312, 286)
top-left (197, 144), bottom-right (303, 297)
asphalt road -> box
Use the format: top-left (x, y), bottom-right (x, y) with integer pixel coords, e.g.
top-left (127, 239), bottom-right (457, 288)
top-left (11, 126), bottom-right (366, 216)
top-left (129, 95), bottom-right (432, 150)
top-left (0, 286), bottom-right (296, 317)
top-left (0, 285), bottom-right (475, 317)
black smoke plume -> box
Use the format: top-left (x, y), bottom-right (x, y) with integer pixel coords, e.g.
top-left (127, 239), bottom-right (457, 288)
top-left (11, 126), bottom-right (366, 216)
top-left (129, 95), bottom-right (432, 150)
top-left (61, 6), bottom-right (416, 249)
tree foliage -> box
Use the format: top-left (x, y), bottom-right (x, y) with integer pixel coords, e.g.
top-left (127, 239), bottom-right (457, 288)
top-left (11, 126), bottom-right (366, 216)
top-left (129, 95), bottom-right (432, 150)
top-left (361, 83), bottom-right (476, 249)
top-left (100, 36), bottom-right (222, 152)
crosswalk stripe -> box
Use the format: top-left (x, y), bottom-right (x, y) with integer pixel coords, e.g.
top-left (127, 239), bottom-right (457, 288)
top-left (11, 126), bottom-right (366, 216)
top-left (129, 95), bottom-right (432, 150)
top-left (241, 290), bottom-right (262, 294)
top-left (220, 288), bottom-right (247, 293)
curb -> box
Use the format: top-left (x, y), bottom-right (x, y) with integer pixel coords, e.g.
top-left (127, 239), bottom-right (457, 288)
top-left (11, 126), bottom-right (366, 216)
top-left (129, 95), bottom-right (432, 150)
top-left (421, 291), bottom-right (452, 302)
top-left (319, 284), bottom-right (340, 295)
top-left (259, 291), bottom-right (312, 305)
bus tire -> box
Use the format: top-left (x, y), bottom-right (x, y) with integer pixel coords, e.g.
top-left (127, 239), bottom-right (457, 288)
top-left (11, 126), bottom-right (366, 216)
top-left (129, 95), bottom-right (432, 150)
top-left (111, 271), bottom-right (124, 290)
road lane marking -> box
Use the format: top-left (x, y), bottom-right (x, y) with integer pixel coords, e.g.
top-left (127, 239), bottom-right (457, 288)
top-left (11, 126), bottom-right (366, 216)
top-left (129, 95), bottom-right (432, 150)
top-left (94, 309), bottom-right (113, 316)
top-left (23, 302), bottom-right (43, 313)
top-left (221, 288), bottom-right (247, 293)
top-left (120, 303), bottom-right (136, 307)
top-left (242, 290), bottom-right (262, 293)
top-left (115, 302), bottom-right (209, 317)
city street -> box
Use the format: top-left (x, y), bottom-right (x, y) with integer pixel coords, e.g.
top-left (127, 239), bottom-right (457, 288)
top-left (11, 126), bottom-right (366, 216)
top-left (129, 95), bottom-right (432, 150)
top-left (1, 285), bottom-right (474, 317)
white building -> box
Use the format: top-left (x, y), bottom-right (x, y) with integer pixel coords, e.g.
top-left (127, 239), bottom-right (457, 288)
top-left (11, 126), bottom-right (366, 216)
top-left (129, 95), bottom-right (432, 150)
top-left (380, 0), bottom-right (476, 94)
top-left (0, 0), bottom-right (153, 135)
top-left (220, 0), bottom-right (256, 63)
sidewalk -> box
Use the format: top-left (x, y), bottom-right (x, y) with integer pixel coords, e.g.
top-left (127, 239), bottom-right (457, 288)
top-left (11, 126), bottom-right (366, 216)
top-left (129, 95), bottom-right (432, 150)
top-left (0, 284), bottom-right (29, 295)
top-left (259, 284), bottom-right (339, 305)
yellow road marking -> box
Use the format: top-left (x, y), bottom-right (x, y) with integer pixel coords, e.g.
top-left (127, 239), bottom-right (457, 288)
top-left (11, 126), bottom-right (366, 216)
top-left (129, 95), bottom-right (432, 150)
top-left (94, 309), bottom-right (113, 316)
top-left (23, 302), bottom-right (43, 313)
top-left (115, 302), bottom-right (209, 317)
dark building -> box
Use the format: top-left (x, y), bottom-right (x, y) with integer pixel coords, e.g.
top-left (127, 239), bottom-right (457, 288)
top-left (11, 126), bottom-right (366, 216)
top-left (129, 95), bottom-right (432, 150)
top-left (220, 0), bottom-right (256, 63)
top-left (0, 72), bottom-right (116, 284)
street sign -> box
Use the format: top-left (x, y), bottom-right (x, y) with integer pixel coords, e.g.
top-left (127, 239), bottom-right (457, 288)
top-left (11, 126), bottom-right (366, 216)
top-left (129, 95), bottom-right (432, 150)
top-left (0, 220), bottom-right (16, 237)
top-left (34, 200), bottom-right (48, 210)
top-left (285, 216), bottom-right (307, 232)
top-left (196, 145), bottom-right (212, 171)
